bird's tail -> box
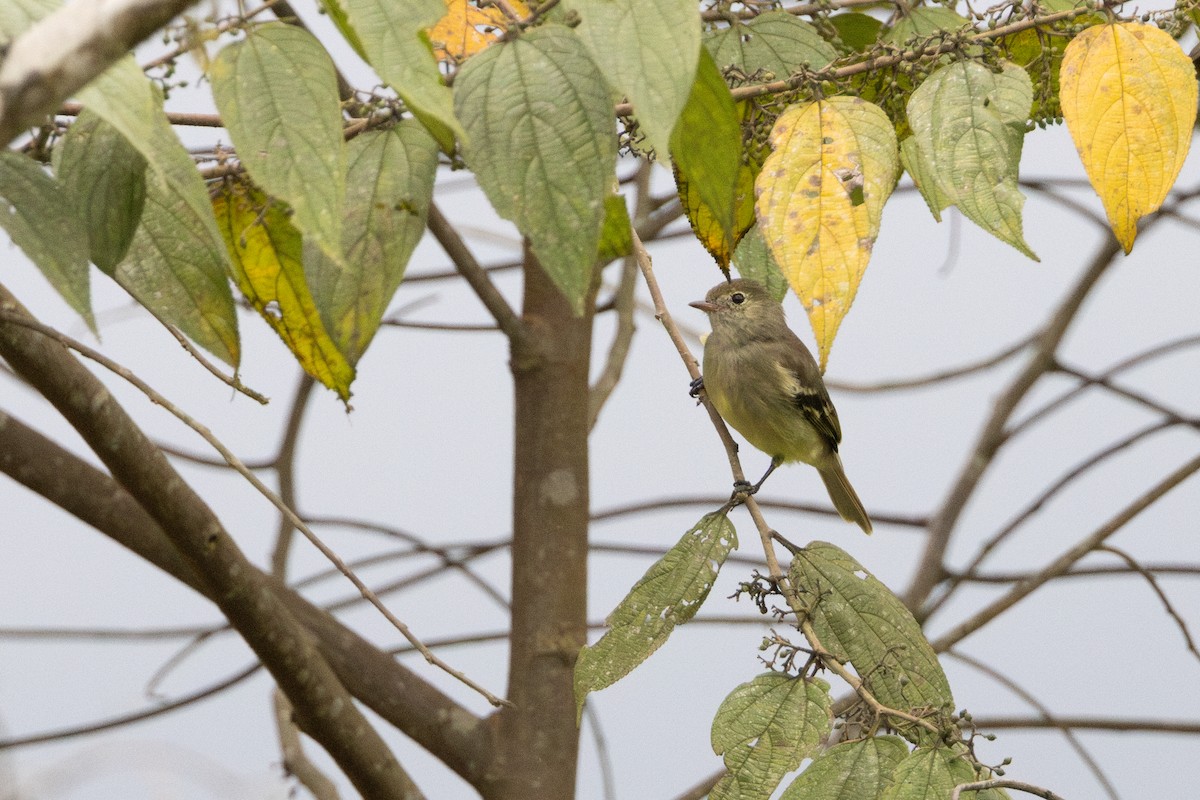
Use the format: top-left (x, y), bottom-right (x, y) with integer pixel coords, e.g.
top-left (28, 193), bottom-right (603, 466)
top-left (818, 455), bottom-right (873, 534)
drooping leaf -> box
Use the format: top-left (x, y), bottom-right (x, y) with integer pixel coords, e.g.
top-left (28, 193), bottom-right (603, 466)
top-left (0, 152), bottom-right (93, 329)
top-left (77, 56), bottom-right (235, 298)
top-left (789, 542), bottom-right (954, 743)
top-left (906, 61), bottom-right (1037, 259)
top-left (781, 736), bottom-right (910, 800)
top-left (597, 193), bottom-right (632, 262)
top-left (315, 0), bottom-right (367, 60)
top-left (898, 136), bottom-right (951, 221)
top-left (56, 108), bottom-right (146, 271)
top-left (305, 121), bottom-right (439, 364)
top-left (705, 11), bottom-right (837, 79)
top-left (567, 0), bottom-right (700, 160)
top-left (732, 226), bottom-right (788, 302)
top-left (574, 512), bottom-right (736, 714)
top-left (116, 177), bottom-right (240, 366)
top-left (213, 180), bottom-right (355, 400)
top-left (428, 0), bottom-right (527, 64)
top-left (671, 48), bottom-right (743, 268)
top-left (880, 747), bottom-right (977, 800)
top-left (710, 674), bottom-right (832, 800)
top-left (755, 97), bottom-right (898, 371)
top-left (1060, 22), bottom-right (1197, 253)
top-left (455, 25), bottom-right (615, 315)
top-left (210, 24), bottom-right (346, 265)
top-left (343, 0), bottom-right (464, 152)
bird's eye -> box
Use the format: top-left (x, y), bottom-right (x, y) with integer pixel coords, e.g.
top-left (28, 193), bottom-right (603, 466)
top-left (731, 292), bottom-right (746, 304)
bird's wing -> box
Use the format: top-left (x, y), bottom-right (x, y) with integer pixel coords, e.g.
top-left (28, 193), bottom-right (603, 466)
top-left (770, 336), bottom-right (843, 447)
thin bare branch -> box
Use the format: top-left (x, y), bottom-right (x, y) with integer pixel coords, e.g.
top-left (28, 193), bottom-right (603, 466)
top-left (948, 650), bottom-right (1119, 800)
top-left (427, 202), bottom-right (531, 353)
top-left (274, 689), bottom-right (343, 800)
top-left (0, 309), bottom-right (508, 709)
top-left (1097, 544), bottom-right (1200, 667)
top-left (952, 779), bottom-right (1065, 800)
top-left (906, 235), bottom-right (1123, 612)
top-left (829, 336), bottom-right (1033, 393)
top-left (932, 451), bottom-right (1200, 651)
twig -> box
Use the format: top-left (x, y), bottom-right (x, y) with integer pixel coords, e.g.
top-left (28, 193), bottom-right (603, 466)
top-left (924, 420), bottom-right (1180, 618)
top-left (964, 716), bottom-right (1200, 734)
top-left (952, 779), bottom-right (1066, 800)
top-left (829, 336), bottom-right (1033, 393)
top-left (271, 373), bottom-right (316, 577)
top-left (161, 322), bottom-right (269, 403)
top-left (800, 619), bottom-right (941, 735)
top-left (948, 650), bottom-right (1119, 800)
top-left (1097, 544), bottom-right (1200, 667)
top-left (932, 451), bottom-right (1200, 651)
top-left (906, 235), bottom-right (1123, 613)
top-left (427, 203), bottom-right (530, 354)
top-left (671, 770), bottom-right (725, 800)
top-left (589, 162), bottom-right (648, 430)
top-left (0, 311), bottom-right (511, 708)
top-left (590, 495), bottom-right (927, 528)
top-left (274, 689), bottom-right (342, 800)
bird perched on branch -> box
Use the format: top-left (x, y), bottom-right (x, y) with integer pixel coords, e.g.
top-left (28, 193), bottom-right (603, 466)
top-left (690, 279), bottom-right (872, 534)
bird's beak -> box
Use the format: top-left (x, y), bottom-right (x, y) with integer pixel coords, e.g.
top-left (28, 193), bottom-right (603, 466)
top-left (689, 300), bottom-right (718, 313)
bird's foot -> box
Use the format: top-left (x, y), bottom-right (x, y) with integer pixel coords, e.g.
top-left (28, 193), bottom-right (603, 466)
top-left (688, 376), bottom-right (704, 398)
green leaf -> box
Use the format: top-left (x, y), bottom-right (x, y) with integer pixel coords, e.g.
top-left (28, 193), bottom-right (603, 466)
top-left (343, 0), bottom-right (463, 152)
top-left (0, 152), bottom-right (93, 329)
top-left (906, 61), bottom-right (1037, 260)
top-left (77, 57), bottom-right (235, 293)
top-left (213, 180), bottom-right (355, 400)
top-left (829, 13), bottom-right (884, 53)
top-left (705, 11), bottom-right (837, 78)
top-left (455, 25), bottom-right (616, 315)
top-left (316, 0), bottom-right (367, 60)
top-left (898, 136), bottom-right (951, 221)
top-left (210, 24), bottom-right (346, 265)
top-left (574, 512), bottom-right (736, 713)
top-left (789, 542), bottom-right (953, 743)
top-left (885, 7), bottom-right (971, 45)
top-left (56, 108), bottom-right (146, 271)
top-left (880, 747), bottom-right (976, 800)
top-left (781, 736), bottom-right (909, 800)
top-left (710, 673), bottom-right (833, 800)
top-left (306, 121), bottom-right (439, 364)
top-left (116, 174), bottom-right (240, 366)
top-left (732, 226), bottom-right (788, 302)
top-left (566, 0), bottom-right (700, 160)
top-left (597, 193), bottom-right (632, 262)
top-left (671, 47), bottom-right (742, 268)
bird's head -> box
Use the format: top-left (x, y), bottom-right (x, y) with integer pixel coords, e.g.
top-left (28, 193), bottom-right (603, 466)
top-left (689, 279), bottom-right (786, 339)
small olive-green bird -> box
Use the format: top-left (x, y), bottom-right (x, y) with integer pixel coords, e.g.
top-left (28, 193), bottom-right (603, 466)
top-left (690, 279), bottom-right (872, 534)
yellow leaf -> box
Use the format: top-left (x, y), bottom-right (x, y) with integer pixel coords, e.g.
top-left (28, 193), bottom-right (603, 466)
top-left (1060, 22), bottom-right (1198, 253)
top-left (754, 97), bottom-right (898, 371)
top-left (428, 0), bottom-right (528, 64)
top-left (213, 180), bottom-right (356, 401)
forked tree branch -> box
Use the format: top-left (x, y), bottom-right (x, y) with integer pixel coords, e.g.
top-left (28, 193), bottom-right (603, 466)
top-left (0, 285), bottom-right (420, 798)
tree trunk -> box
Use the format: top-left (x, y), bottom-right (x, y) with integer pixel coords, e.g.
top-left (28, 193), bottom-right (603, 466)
top-left (485, 251), bottom-right (596, 798)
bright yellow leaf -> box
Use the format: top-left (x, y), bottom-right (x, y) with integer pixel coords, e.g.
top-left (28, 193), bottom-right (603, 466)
top-left (1060, 22), bottom-right (1198, 253)
top-left (213, 180), bottom-right (356, 401)
top-left (428, 0), bottom-right (528, 64)
top-left (754, 97), bottom-right (898, 371)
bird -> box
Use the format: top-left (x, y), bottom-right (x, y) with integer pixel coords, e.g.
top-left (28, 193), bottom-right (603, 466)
top-left (689, 278), bottom-right (872, 534)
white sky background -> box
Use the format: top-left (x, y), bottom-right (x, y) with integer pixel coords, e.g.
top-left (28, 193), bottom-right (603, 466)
top-left (1, 1), bottom-right (1199, 798)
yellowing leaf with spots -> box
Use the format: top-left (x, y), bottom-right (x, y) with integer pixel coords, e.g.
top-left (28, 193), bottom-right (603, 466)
top-left (755, 98), bottom-right (898, 371)
top-left (428, 0), bottom-right (527, 64)
top-left (1060, 22), bottom-right (1198, 253)
top-left (213, 180), bottom-right (355, 401)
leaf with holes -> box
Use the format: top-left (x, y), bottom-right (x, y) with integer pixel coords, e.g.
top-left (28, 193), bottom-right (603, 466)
top-left (574, 512), bottom-right (736, 714)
